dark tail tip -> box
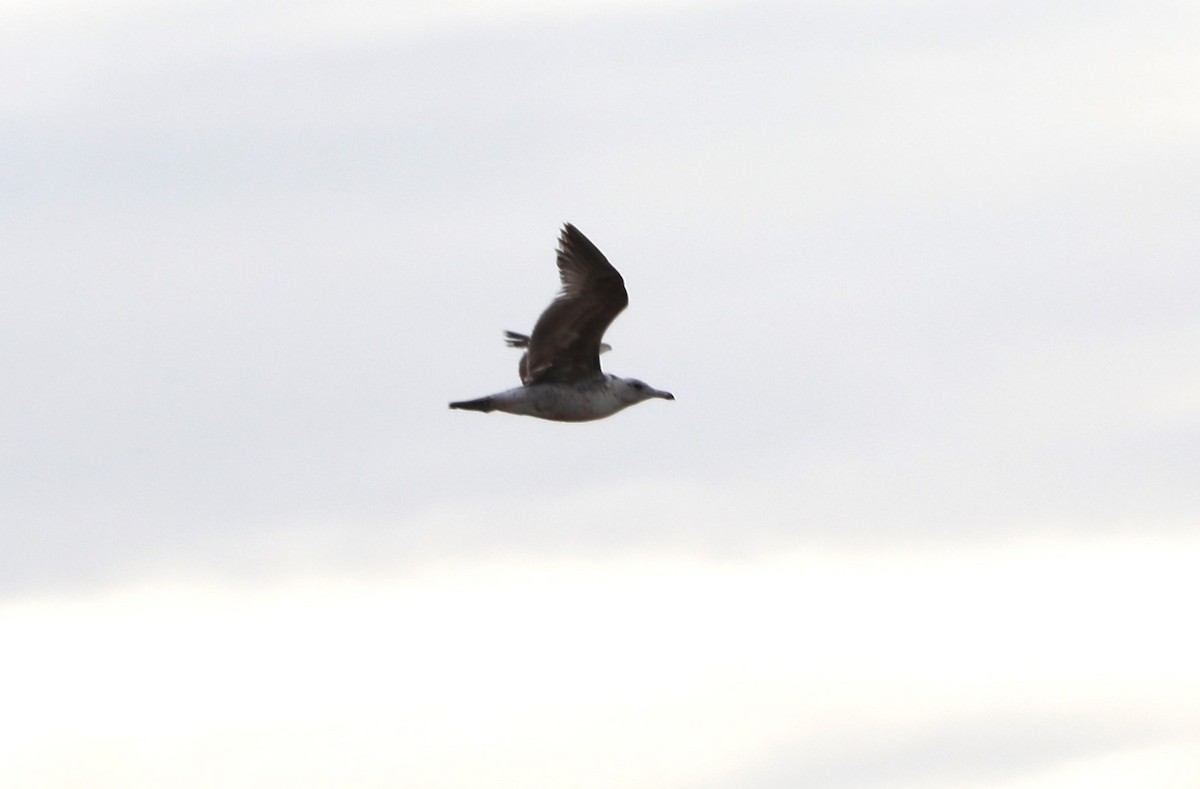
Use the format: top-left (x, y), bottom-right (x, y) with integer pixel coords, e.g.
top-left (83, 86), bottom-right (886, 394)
top-left (449, 397), bottom-right (496, 413)
top-left (504, 331), bottom-right (530, 349)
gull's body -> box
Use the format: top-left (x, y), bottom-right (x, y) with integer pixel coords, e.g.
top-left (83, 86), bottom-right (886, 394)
top-left (450, 224), bottom-right (673, 422)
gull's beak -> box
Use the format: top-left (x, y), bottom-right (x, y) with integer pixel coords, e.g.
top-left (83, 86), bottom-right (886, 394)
top-left (656, 390), bottom-right (675, 401)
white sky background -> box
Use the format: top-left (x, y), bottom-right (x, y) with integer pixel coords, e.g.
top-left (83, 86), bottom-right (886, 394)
top-left (2, 0), bottom-right (1199, 786)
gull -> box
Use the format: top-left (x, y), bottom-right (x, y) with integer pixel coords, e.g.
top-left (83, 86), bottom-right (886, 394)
top-left (450, 224), bottom-right (673, 421)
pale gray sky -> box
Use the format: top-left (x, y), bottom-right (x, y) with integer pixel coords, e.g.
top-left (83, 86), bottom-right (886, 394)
top-left (2, 0), bottom-right (1199, 786)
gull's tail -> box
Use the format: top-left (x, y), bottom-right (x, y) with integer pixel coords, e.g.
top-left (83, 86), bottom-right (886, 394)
top-left (449, 396), bottom-right (496, 413)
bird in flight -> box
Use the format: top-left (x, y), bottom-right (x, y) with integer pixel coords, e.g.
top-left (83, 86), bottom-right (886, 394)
top-left (450, 224), bottom-right (673, 421)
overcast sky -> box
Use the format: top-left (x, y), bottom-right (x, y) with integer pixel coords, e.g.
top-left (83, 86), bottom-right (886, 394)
top-left (2, 0), bottom-right (1199, 786)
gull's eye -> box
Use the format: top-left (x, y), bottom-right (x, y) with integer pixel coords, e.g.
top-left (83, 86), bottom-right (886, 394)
top-left (631, 381), bottom-right (645, 391)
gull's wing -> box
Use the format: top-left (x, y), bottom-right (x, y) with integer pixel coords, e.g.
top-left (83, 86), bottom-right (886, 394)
top-left (523, 224), bottom-right (628, 385)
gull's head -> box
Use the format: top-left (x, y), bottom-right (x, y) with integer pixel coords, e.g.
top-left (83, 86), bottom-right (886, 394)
top-left (617, 377), bottom-right (675, 405)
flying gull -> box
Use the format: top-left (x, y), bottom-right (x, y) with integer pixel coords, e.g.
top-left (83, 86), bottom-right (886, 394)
top-left (450, 223), bottom-right (674, 421)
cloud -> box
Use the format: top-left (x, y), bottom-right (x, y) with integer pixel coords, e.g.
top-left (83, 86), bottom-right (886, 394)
top-left (2, 0), bottom-right (1198, 600)
top-left (3, 532), bottom-right (1197, 788)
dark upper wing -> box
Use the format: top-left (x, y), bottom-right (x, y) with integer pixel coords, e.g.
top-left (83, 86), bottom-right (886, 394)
top-left (523, 224), bottom-right (628, 384)
top-left (503, 331), bottom-right (534, 383)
